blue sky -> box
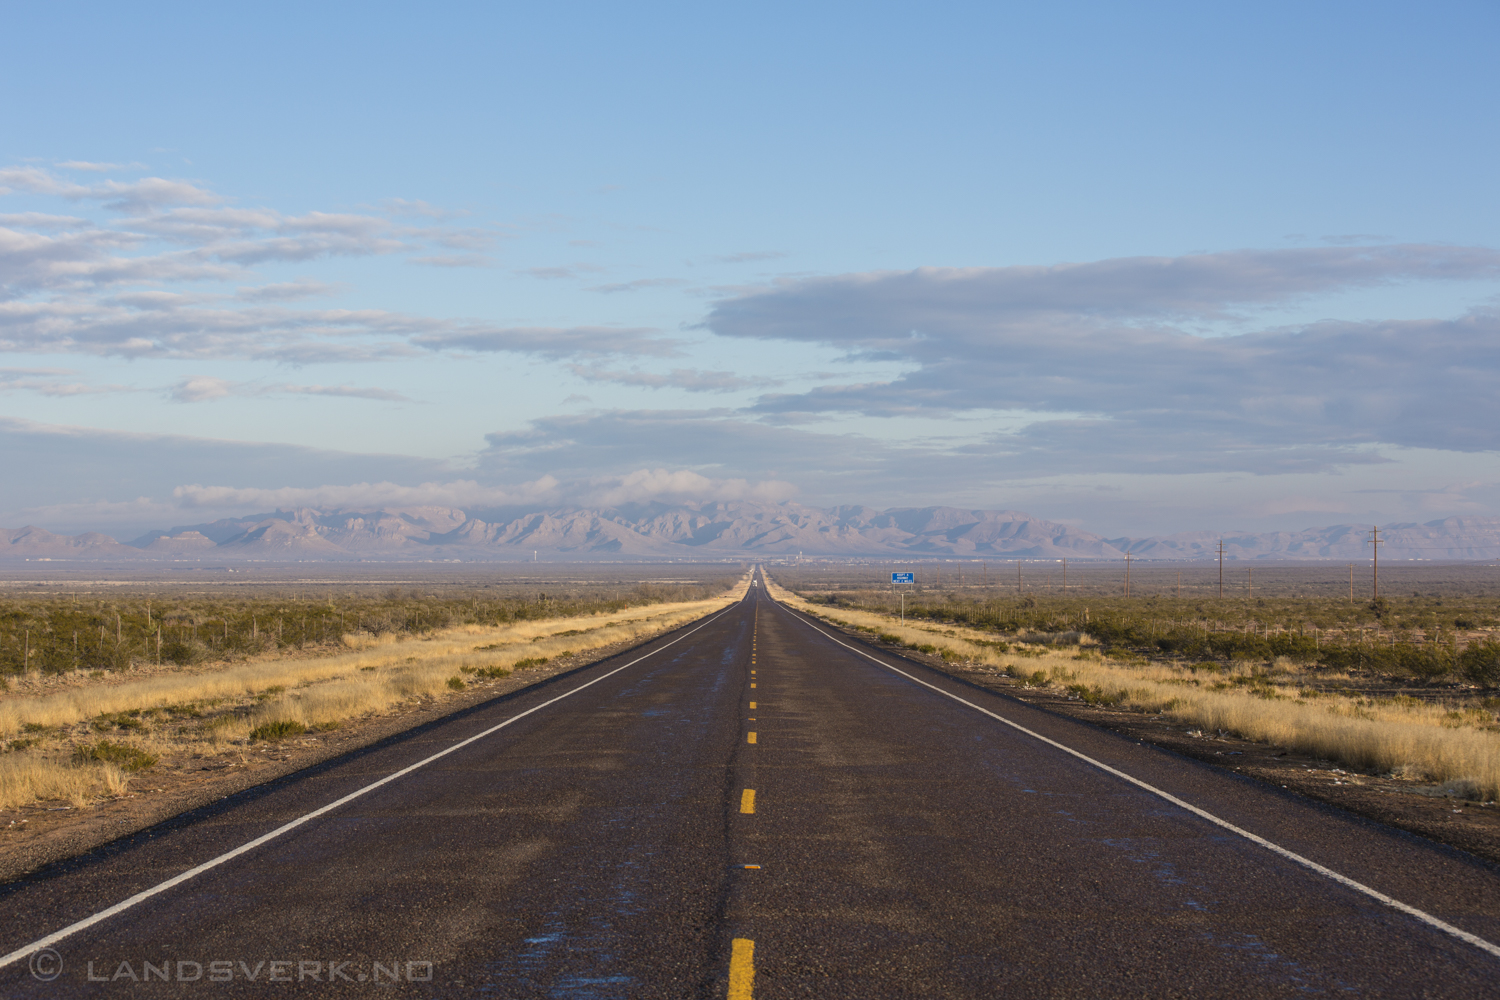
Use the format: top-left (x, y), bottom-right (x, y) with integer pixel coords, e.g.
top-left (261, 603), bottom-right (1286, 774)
top-left (3, 0), bottom-right (1499, 538)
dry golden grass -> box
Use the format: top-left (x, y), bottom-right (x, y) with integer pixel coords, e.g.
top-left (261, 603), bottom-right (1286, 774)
top-left (0, 755), bottom-right (126, 811)
top-left (0, 574), bottom-right (749, 810)
top-left (767, 575), bottom-right (1500, 800)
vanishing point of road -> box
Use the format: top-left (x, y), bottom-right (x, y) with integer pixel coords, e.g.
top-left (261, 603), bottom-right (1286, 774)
top-left (1, 570), bottom-right (1498, 997)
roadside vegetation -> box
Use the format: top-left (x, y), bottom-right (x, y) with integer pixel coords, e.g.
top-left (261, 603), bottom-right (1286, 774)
top-left (0, 571), bottom-right (746, 810)
top-left (0, 579), bottom-right (733, 677)
top-left (766, 572), bottom-right (1500, 801)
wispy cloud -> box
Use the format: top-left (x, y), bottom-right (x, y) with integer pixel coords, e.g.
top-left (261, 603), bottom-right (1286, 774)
top-left (234, 279), bottom-right (342, 302)
top-left (519, 266), bottom-right (582, 280)
top-left (0, 294), bottom-right (679, 363)
top-left (0, 166), bottom-right (513, 296)
top-left (408, 254), bottom-right (492, 268)
top-left (0, 213), bottom-right (93, 230)
top-left (168, 376), bottom-right (411, 403)
top-left (414, 326), bottom-right (677, 359)
top-left (0, 366), bottom-right (139, 397)
top-left (567, 365), bottom-right (779, 392)
top-left (588, 278), bottom-right (686, 294)
top-left (704, 246), bottom-right (1500, 472)
top-left (380, 198), bottom-right (468, 220)
top-left (170, 468), bottom-right (793, 511)
top-left (169, 477), bottom-right (558, 510)
top-left (710, 251), bottom-right (788, 264)
top-left (54, 161), bottom-right (147, 173)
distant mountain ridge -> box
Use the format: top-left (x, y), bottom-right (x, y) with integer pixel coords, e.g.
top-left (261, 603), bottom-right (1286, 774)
top-left (3, 502), bottom-right (1499, 562)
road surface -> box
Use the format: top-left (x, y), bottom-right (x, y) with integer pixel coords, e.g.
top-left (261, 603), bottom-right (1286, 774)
top-left (1, 571), bottom-right (1498, 997)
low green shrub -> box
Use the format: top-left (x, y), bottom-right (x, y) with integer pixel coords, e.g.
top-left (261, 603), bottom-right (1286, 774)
top-left (73, 740), bottom-right (157, 771)
top-left (250, 719), bottom-right (306, 741)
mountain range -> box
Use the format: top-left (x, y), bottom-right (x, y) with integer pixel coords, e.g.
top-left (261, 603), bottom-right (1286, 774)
top-left (1, 502), bottom-right (1497, 562)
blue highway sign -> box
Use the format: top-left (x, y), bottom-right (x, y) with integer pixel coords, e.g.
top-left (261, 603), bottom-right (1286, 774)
top-left (892, 572), bottom-right (915, 584)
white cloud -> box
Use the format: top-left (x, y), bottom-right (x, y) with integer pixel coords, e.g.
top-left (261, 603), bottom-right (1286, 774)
top-left (164, 468), bottom-right (793, 514)
top-left (0, 167), bottom-right (512, 293)
top-left (519, 264), bottom-right (604, 280)
top-left (710, 251), bottom-right (788, 264)
top-left (705, 246), bottom-right (1500, 472)
top-left (567, 365), bottom-right (780, 392)
top-left (0, 366), bottom-right (75, 377)
top-left (381, 198), bottom-right (467, 220)
top-left (169, 376), bottom-right (235, 402)
top-left (54, 161), bottom-right (147, 173)
top-left (0, 169), bottom-right (224, 212)
top-left (409, 254), bottom-right (492, 268)
top-left (168, 376), bottom-right (411, 403)
top-left (414, 326), bottom-right (677, 359)
top-left (0, 213), bottom-right (92, 230)
top-left (0, 366), bottom-right (137, 397)
top-left (581, 468), bottom-right (796, 506)
top-left (589, 278), bottom-right (687, 294)
top-left (235, 279), bottom-right (342, 302)
top-left (277, 383), bottom-right (411, 402)
top-left (0, 167), bottom-right (685, 364)
top-left (170, 476), bottom-right (561, 510)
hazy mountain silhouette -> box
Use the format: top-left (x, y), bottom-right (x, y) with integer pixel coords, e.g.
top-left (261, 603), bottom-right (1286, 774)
top-left (3, 502), bottom-right (1499, 561)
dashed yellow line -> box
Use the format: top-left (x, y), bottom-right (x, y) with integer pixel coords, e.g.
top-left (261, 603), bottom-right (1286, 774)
top-left (747, 731), bottom-right (757, 744)
top-left (727, 938), bottom-right (755, 999)
top-left (740, 788), bottom-right (755, 813)
top-left (749, 701), bottom-right (756, 709)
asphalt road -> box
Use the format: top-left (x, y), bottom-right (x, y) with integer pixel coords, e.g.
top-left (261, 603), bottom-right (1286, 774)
top-left (1, 572), bottom-right (1499, 997)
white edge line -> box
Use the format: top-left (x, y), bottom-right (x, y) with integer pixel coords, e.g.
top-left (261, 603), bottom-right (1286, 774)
top-left (777, 599), bottom-right (1500, 962)
top-left (0, 600), bottom-right (744, 971)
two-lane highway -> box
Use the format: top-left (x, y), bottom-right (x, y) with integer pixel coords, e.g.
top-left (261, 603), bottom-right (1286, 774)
top-left (1, 570), bottom-right (1498, 997)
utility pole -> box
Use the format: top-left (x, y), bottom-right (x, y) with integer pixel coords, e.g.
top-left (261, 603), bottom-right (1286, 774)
top-left (1349, 564), bottom-right (1354, 604)
top-left (1247, 566), bottom-right (1253, 598)
top-left (1177, 570), bottom-right (1181, 598)
top-left (1217, 541), bottom-right (1225, 598)
top-left (1016, 560), bottom-right (1022, 592)
top-left (1369, 526), bottom-right (1382, 599)
top-left (1062, 558), bottom-right (1067, 593)
top-left (1125, 551), bottom-right (1133, 597)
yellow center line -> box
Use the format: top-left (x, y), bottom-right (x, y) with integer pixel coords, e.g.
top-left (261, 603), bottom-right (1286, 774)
top-left (749, 701), bottom-right (756, 709)
top-left (747, 731), bottom-right (757, 744)
top-left (740, 788), bottom-right (755, 813)
top-left (750, 683), bottom-right (756, 688)
top-left (727, 938), bottom-right (755, 999)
